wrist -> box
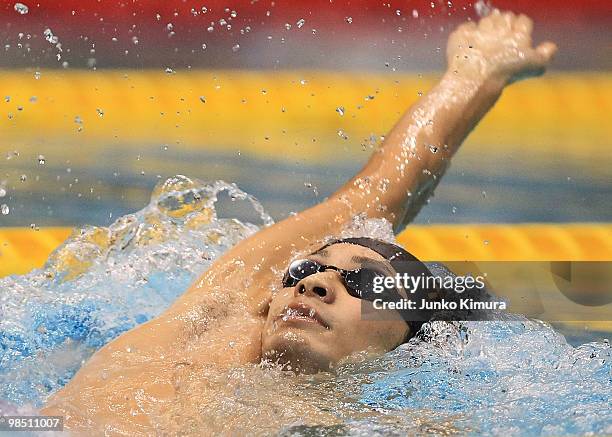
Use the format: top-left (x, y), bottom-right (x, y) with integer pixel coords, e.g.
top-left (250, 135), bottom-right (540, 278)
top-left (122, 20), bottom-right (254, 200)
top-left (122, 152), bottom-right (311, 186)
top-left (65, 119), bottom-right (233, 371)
top-left (441, 70), bottom-right (505, 99)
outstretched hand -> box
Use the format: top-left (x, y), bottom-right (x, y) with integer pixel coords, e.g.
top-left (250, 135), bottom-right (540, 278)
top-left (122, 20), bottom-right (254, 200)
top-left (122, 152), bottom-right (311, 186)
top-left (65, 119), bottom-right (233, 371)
top-left (447, 9), bottom-right (557, 85)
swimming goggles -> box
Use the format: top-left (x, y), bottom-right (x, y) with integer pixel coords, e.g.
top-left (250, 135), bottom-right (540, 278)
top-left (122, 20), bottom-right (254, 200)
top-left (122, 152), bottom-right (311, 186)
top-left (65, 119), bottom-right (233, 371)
top-left (281, 258), bottom-right (401, 302)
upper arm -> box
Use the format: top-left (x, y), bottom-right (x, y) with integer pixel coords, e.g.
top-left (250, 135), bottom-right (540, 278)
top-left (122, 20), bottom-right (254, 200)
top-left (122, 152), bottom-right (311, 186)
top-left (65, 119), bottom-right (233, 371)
top-left (184, 196), bottom-right (356, 301)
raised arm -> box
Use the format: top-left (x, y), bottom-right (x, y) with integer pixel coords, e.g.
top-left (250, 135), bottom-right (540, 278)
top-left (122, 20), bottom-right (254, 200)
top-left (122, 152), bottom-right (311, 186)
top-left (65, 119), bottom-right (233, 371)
top-left (335, 10), bottom-right (556, 230)
top-left (186, 10), bottom-right (557, 298)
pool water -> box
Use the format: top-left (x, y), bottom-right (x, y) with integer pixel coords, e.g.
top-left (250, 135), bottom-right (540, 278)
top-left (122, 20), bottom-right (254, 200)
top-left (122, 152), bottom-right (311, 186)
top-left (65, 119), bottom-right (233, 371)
top-left (0, 176), bottom-right (610, 435)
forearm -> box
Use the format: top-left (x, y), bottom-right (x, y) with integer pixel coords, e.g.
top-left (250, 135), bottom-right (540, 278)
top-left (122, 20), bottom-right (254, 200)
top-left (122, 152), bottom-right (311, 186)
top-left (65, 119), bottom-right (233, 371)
top-left (186, 74), bottom-right (504, 298)
top-left (332, 72), bottom-right (504, 231)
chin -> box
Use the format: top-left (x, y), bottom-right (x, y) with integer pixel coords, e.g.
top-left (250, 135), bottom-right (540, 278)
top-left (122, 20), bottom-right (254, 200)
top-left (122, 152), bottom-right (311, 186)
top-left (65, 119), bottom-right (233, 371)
top-left (262, 329), bottom-right (333, 373)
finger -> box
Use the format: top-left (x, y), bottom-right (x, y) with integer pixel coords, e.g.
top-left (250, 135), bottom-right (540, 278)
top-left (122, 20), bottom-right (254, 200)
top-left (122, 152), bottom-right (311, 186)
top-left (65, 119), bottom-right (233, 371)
top-left (479, 14), bottom-right (496, 31)
top-left (535, 41), bottom-right (558, 63)
top-left (457, 21), bottom-right (477, 32)
top-left (501, 11), bottom-right (516, 29)
top-left (515, 14), bottom-right (533, 34)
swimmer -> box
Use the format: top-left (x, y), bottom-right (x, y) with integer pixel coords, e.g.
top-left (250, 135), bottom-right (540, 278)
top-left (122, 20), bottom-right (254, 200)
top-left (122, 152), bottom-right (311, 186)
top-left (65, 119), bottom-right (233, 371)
top-left (41, 10), bottom-right (556, 432)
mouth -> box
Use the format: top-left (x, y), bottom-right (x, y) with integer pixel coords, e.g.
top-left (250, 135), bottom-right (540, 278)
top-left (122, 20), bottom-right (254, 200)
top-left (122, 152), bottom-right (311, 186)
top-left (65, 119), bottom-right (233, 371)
top-left (277, 302), bottom-right (330, 329)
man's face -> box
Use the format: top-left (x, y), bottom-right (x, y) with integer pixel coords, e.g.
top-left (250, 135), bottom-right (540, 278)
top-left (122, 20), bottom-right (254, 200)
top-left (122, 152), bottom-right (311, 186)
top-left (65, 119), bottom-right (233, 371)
top-left (261, 243), bottom-right (409, 373)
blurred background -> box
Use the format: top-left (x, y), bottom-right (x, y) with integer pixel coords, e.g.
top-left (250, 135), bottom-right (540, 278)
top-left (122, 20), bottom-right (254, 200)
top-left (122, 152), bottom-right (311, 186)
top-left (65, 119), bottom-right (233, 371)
top-left (1, 0), bottom-right (610, 227)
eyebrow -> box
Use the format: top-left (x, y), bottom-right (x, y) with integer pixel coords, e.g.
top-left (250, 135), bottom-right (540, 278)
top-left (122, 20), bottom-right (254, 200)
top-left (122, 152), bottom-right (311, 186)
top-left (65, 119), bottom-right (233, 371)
top-left (350, 256), bottom-right (395, 276)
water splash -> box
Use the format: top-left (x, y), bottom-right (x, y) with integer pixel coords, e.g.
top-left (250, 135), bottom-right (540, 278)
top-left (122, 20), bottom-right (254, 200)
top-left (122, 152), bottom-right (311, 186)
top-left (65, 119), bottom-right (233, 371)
top-left (0, 176), bottom-right (610, 435)
top-left (0, 176), bottom-right (271, 406)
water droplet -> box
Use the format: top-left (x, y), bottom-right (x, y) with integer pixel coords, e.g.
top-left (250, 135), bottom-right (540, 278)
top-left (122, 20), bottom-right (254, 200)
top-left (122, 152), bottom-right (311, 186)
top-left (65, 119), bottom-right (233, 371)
top-left (284, 23), bottom-right (292, 30)
top-left (166, 23), bottom-right (173, 31)
top-left (201, 43), bottom-right (207, 50)
top-left (20, 174), bottom-right (27, 182)
top-left (412, 9), bottom-right (419, 18)
top-left (0, 188), bottom-right (6, 198)
top-left (1, 204), bottom-right (9, 215)
top-left (336, 106), bottom-right (345, 116)
top-left (395, 9), bottom-right (401, 16)
top-left (29, 96), bottom-right (37, 103)
top-left (296, 18), bottom-right (305, 28)
top-left (429, 145), bottom-right (438, 153)
top-left (474, 0), bottom-right (492, 17)
top-left (483, 239), bottom-right (490, 245)
top-left (96, 108), bottom-right (104, 118)
top-left (74, 115), bottom-right (83, 125)
top-left (43, 28), bottom-right (59, 44)
top-left (232, 43), bottom-right (240, 52)
top-left (14, 2), bottom-right (28, 14)
top-left (300, 79), bottom-right (307, 85)
top-left (165, 67), bottom-right (175, 74)
top-left (37, 154), bottom-right (45, 165)
top-left (345, 16), bottom-right (353, 24)
top-left (481, 190), bottom-right (487, 198)
top-left (34, 71), bottom-right (41, 80)
top-left (451, 206), bottom-right (457, 214)
top-left (199, 96), bottom-right (206, 103)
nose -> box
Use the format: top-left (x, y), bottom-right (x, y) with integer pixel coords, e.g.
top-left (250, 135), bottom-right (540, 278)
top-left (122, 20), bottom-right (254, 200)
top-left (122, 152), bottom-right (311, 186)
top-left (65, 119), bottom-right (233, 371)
top-left (295, 272), bottom-right (337, 303)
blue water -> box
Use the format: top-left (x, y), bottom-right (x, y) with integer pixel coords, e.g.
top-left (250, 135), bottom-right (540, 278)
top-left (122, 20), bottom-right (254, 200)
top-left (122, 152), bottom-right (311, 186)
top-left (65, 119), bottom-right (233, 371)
top-left (0, 176), bottom-right (610, 435)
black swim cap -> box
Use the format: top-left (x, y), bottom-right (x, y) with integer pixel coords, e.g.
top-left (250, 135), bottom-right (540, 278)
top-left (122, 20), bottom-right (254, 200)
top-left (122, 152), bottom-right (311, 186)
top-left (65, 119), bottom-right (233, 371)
top-left (314, 237), bottom-right (440, 338)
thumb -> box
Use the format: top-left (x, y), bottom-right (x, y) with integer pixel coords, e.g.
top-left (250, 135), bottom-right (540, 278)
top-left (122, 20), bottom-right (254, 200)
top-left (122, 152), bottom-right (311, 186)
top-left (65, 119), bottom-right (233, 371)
top-left (535, 41), bottom-right (558, 64)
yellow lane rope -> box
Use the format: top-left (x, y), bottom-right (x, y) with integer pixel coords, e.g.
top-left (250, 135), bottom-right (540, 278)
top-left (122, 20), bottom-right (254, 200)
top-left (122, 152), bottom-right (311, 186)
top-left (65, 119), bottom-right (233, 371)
top-left (1, 71), bottom-right (609, 166)
top-left (1, 223), bottom-right (609, 278)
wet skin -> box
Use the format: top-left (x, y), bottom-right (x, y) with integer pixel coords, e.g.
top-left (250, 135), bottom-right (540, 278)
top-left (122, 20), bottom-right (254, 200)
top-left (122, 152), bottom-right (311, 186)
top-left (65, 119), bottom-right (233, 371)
top-left (41, 10), bottom-right (557, 433)
top-left (262, 243), bottom-right (410, 373)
